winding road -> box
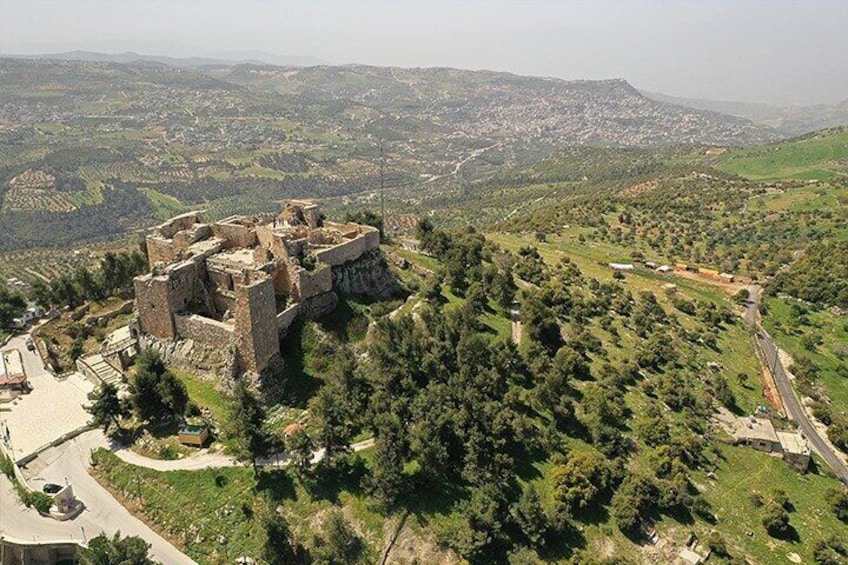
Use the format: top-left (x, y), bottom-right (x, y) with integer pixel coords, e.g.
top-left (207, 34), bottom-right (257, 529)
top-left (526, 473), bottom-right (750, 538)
top-left (745, 285), bottom-right (848, 485)
top-left (1, 431), bottom-right (196, 564)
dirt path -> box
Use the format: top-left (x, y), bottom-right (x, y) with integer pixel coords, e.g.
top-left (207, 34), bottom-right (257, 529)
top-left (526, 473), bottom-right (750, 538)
top-left (510, 306), bottom-right (522, 346)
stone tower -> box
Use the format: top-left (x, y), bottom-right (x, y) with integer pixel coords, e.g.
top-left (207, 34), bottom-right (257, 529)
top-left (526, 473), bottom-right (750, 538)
top-left (234, 272), bottom-right (279, 373)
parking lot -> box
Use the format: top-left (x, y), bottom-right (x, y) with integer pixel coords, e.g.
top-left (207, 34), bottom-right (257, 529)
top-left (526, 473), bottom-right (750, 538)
top-left (0, 334), bottom-right (94, 462)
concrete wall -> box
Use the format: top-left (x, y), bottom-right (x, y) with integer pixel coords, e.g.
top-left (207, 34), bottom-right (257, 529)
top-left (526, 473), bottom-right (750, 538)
top-left (276, 303), bottom-right (300, 334)
top-left (0, 539), bottom-right (78, 565)
top-left (234, 275), bottom-right (279, 373)
top-left (313, 228), bottom-right (380, 267)
top-left (174, 314), bottom-right (235, 350)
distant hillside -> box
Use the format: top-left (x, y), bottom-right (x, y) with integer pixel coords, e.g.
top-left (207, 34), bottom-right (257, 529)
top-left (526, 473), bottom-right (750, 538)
top-left (643, 90), bottom-right (848, 137)
top-left (0, 58), bottom-right (782, 254)
top-left (213, 64), bottom-right (779, 147)
top-left (4, 50), bottom-right (326, 68)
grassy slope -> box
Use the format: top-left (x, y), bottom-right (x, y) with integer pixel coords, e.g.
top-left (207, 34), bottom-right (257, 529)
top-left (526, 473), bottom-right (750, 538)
top-left (713, 128), bottom-right (848, 181)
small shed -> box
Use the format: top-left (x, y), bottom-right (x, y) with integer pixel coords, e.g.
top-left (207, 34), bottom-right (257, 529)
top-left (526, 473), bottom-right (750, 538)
top-left (178, 424), bottom-right (210, 447)
top-left (609, 263), bottom-right (634, 271)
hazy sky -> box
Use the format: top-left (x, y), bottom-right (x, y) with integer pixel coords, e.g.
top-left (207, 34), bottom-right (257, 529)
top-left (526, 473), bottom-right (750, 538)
top-left (1, 0), bottom-right (846, 105)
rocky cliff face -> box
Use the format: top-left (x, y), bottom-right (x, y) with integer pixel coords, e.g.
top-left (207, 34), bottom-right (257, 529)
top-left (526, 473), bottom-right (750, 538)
top-left (331, 249), bottom-right (405, 300)
top-left (139, 333), bottom-right (237, 382)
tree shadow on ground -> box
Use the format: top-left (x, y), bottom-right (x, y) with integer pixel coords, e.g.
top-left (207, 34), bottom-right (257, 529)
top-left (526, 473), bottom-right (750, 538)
top-left (304, 455), bottom-right (368, 504)
top-left (256, 468), bottom-right (296, 502)
top-left (276, 320), bottom-right (322, 408)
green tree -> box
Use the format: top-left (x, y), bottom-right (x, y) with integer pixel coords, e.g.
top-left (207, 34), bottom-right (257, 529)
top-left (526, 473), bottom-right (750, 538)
top-left (228, 380), bottom-right (268, 475)
top-left (762, 502), bottom-right (791, 538)
top-left (0, 283), bottom-right (26, 328)
top-left (260, 497), bottom-right (298, 564)
top-left (77, 531), bottom-right (159, 565)
top-left (713, 373), bottom-right (736, 409)
top-left (312, 510), bottom-right (363, 565)
top-left (551, 451), bottom-right (611, 515)
top-left (512, 483), bottom-right (549, 549)
top-left (129, 351), bottom-right (187, 423)
top-left (288, 427), bottom-right (315, 479)
top-left (826, 488), bottom-right (848, 523)
top-left (86, 382), bottom-right (129, 432)
top-left (74, 265), bottom-right (104, 301)
top-left (312, 384), bottom-right (353, 468)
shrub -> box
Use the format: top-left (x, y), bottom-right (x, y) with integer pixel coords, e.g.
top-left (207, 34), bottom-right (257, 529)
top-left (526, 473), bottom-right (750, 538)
top-left (762, 502), bottom-right (791, 538)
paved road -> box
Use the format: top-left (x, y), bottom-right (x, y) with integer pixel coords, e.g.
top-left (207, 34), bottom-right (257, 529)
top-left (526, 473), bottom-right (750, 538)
top-left (2, 431), bottom-right (196, 564)
top-left (745, 285), bottom-right (848, 485)
top-left (2, 333), bottom-right (50, 380)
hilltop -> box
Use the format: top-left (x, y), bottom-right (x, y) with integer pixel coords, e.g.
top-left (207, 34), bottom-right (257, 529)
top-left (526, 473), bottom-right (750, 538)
top-left (214, 64), bottom-right (778, 147)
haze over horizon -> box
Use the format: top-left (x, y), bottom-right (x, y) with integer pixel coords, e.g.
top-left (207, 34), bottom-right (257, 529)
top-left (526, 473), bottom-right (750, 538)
top-left (1, 0), bottom-right (847, 107)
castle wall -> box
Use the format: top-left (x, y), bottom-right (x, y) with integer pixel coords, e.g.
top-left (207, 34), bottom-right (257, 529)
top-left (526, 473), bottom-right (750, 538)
top-left (174, 314), bottom-right (235, 350)
top-left (276, 303), bottom-right (300, 334)
top-left (313, 228), bottom-right (380, 267)
top-left (134, 274), bottom-right (175, 339)
top-left (295, 264), bottom-right (333, 300)
top-left (212, 292), bottom-right (236, 318)
top-left (165, 260), bottom-right (203, 314)
top-left (212, 222), bottom-right (257, 249)
top-left (146, 237), bottom-right (176, 265)
top-left (234, 275), bottom-right (280, 373)
top-left (172, 223), bottom-right (212, 251)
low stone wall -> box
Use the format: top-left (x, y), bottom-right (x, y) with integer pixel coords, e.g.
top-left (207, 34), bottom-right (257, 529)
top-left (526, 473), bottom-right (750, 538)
top-left (313, 228), bottom-right (380, 267)
top-left (174, 314), bottom-right (235, 350)
top-left (212, 221), bottom-right (257, 249)
top-left (75, 357), bottom-right (104, 386)
top-left (276, 303), bottom-right (300, 334)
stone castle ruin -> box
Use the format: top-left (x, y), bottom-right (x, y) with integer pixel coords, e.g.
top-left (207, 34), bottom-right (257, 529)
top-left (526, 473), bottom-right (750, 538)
top-left (134, 200), bottom-right (384, 374)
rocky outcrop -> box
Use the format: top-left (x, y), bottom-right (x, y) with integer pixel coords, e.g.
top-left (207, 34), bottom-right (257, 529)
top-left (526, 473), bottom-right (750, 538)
top-left (139, 333), bottom-right (237, 381)
top-left (331, 249), bottom-right (405, 300)
top-left (300, 290), bottom-right (339, 319)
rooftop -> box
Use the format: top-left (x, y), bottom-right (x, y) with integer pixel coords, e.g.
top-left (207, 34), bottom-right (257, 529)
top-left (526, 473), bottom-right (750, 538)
top-left (735, 416), bottom-right (779, 443)
top-left (776, 431), bottom-right (810, 455)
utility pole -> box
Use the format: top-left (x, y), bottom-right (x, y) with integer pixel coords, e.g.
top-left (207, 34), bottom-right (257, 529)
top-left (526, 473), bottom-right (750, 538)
top-left (379, 140), bottom-right (385, 235)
